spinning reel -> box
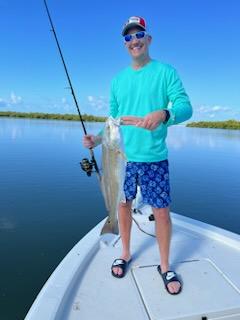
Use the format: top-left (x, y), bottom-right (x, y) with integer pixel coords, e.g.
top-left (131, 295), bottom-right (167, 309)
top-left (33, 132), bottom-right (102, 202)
top-left (80, 158), bottom-right (96, 177)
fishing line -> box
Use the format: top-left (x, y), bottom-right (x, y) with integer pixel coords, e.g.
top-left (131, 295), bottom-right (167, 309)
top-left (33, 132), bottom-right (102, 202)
top-left (43, 1), bottom-right (157, 238)
top-left (132, 215), bottom-right (156, 238)
top-left (43, 0), bottom-right (100, 179)
top-left (132, 206), bottom-right (156, 237)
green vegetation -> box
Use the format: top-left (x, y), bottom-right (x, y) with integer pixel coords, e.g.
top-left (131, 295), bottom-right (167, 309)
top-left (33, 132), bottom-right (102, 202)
top-left (2, 112), bottom-right (239, 129)
top-left (187, 120), bottom-right (240, 130)
top-left (0, 111), bottom-right (106, 122)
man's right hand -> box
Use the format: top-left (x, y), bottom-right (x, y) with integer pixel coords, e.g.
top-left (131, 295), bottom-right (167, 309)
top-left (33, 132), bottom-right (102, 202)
top-left (83, 134), bottom-right (102, 148)
top-left (83, 134), bottom-right (96, 148)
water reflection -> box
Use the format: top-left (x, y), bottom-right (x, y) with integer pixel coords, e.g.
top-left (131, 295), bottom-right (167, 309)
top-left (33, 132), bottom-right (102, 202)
top-left (167, 126), bottom-right (240, 152)
top-left (0, 217), bottom-right (16, 230)
top-left (0, 118), bottom-right (239, 320)
top-left (1, 118), bottom-right (239, 235)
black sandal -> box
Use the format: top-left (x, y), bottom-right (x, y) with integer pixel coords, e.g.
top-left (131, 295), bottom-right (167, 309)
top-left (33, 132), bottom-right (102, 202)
top-left (157, 265), bottom-right (182, 295)
top-left (111, 258), bottom-right (131, 278)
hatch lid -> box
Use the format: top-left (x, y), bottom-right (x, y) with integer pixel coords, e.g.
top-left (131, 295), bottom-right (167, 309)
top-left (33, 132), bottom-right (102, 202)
top-left (131, 259), bottom-right (240, 320)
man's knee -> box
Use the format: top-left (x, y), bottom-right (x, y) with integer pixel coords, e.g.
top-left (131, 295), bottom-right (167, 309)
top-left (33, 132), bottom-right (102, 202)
top-left (152, 207), bottom-right (171, 223)
top-left (119, 200), bottom-right (132, 209)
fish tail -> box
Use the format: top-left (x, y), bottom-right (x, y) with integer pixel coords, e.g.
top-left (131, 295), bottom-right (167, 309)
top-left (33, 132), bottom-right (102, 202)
top-left (100, 218), bottom-right (119, 235)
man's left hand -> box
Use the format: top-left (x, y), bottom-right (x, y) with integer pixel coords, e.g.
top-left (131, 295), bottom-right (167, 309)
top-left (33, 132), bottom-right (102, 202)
top-left (122, 110), bottom-right (166, 130)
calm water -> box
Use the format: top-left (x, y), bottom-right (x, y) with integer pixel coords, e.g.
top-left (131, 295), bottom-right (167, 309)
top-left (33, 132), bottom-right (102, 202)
top-left (0, 118), bottom-right (239, 320)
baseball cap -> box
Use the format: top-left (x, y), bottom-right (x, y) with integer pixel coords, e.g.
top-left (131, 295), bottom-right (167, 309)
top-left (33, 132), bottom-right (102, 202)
top-left (122, 16), bottom-right (147, 36)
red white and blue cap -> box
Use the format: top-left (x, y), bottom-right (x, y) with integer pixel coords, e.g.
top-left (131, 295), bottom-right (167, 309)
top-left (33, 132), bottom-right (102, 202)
top-left (122, 16), bottom-right (147, 36)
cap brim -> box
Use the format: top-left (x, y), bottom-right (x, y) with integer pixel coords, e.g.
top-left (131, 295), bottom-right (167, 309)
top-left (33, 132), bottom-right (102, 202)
top-left (122, 23), bottom-right (146, 36)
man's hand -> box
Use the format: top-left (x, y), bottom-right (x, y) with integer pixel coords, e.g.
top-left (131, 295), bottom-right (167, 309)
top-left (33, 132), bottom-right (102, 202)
top-left (121, 110), bottom-right (166, 131)
top-left (82, 134), bottom-right (102, 148)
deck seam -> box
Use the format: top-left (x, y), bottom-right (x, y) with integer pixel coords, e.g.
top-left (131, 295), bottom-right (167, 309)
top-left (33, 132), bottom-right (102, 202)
top-left (130, 266), bottom-right (152, 320)
top-left (204, 258), bottom-right (240, 294)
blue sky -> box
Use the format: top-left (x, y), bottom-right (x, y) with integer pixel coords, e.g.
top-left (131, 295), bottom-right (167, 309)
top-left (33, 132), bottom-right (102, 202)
top-left (1, 0), bottom-right (240, 121)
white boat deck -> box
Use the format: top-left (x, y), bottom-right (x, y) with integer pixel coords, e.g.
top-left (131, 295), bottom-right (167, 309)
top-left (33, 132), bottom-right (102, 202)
top-left (25, 209), bottom-right (240, 320)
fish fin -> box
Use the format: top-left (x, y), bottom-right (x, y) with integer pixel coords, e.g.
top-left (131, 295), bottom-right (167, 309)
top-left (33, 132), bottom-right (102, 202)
top-left (100, 217), bottom-right (119, 235)
top-left (117, 150), bottom-right (127, 161)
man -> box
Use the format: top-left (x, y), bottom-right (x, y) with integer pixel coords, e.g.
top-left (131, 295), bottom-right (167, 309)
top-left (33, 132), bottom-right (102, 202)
top-left (83, 16), bottom-right (192, 295)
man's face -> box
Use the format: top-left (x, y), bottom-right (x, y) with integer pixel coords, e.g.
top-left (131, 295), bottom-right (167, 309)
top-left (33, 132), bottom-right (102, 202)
top-left (124, 27), bottom-right (151, 59)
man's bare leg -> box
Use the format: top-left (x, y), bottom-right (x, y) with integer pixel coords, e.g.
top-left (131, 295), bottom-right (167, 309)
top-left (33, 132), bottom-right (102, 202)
top-left (112, 201), bottom-right (132, 276)
top-left (152, 207), bottom-right (181, 294)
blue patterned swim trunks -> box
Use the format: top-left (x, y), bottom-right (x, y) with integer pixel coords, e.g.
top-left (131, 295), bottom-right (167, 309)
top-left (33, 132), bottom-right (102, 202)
top-left (123, 160), bottom-right (171, 208)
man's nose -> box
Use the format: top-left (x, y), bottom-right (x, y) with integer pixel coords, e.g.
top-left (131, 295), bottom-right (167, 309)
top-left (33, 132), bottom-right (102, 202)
top-left (131, 36), bottom-right (139, 44)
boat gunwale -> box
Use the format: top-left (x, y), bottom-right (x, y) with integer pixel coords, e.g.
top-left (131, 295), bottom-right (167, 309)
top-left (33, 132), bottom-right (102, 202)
top-left (25, 212), bottom-right (240, 319)
top-left (25, 219), bottom-right (106, 319)
top-left (170, 212), bottom-right (240, 250)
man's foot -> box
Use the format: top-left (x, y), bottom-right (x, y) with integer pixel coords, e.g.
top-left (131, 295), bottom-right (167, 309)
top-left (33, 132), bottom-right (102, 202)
top-left (157, 265), bottom-right (182, 295)
top-left (111, 255), bottom-right (131, 278)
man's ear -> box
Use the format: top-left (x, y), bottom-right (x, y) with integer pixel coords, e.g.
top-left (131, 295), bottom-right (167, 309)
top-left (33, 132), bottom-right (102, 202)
top-left (147, 35), bottom-right (152, 45)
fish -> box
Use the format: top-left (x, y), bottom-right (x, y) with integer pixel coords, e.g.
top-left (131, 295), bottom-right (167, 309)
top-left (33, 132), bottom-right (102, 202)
top-left (100, 116), bottom-right (126, 235)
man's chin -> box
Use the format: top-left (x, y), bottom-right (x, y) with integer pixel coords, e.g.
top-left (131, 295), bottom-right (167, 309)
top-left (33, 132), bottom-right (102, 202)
top-left (130, 53), bottom-right (144, 60)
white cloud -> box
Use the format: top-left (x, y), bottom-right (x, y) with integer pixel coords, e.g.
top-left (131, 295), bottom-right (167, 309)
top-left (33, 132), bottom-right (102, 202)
top-left (197, 104), bottom-right (232, 114)
top-left (59, 97), bottom-right (76, 113)
top-left (198, 106), bottom-right (208, 113)
top-left (192, 104), bottom-right (240, 121)
top-left (10, 92), bottom-right (22, 104)
top-left (88, 96), bottom-right (94, 102)
top-left (212, 106), bottom-right (221, 111)
top-left (0, 92), bottom-right (23, 108)
top-left (87, 95), bottom-right (108, 111)
top-left (211, 105), bottom-right (231, 112)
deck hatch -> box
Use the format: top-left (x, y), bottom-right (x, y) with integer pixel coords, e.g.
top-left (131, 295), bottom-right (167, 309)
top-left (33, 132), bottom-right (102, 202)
top-left (131, 259), bottom-right (240, 320)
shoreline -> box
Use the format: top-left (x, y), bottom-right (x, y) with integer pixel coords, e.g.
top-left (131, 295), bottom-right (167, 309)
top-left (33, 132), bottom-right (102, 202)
top-left (186, 120), bottom-right (240, 130)
top-left (0, 111), bottom-right (106, 122)
top-left (1, 112), bottom-right (240, 130)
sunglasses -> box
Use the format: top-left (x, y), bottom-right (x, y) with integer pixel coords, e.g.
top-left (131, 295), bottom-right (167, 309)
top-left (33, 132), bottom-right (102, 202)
top-left (124, 31), bottom-right (147, 42)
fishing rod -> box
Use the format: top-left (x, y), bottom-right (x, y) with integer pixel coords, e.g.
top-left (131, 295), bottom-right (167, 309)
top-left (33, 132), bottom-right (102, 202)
top-left (43, 0), bottom-right (100, 178)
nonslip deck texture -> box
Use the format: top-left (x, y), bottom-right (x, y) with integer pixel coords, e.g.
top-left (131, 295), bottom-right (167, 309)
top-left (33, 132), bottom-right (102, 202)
top-left (63, 218), bottom-right (240, 320)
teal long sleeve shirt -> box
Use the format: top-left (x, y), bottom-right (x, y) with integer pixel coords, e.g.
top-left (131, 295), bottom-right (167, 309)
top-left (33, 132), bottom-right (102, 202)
top-left (109, 60), bottom-right (193, 162)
